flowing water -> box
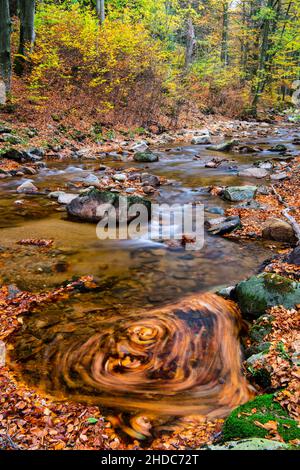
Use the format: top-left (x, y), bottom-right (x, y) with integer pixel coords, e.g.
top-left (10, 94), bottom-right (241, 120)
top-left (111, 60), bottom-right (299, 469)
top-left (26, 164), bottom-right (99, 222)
top-left (2, 124), bottom-right (299, 429)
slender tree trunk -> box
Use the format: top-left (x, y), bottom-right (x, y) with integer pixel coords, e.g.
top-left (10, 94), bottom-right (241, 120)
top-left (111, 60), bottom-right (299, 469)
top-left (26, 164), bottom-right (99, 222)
top-left (185, 16), bottom-right (196, 69)
top-left (96, 0), bottom-right (105, 25)
top-left (0, 0), bottom-right (11, 100)
top-left (251, 0), bottom-right (279, 115)
top-left (221, 2), bottom-right (229, 67)
top-left (15, 0), bottom-right (35, 76)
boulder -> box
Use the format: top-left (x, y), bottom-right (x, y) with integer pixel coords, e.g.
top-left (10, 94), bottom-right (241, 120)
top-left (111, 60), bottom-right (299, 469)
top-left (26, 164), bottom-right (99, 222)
top-left (205, 438), bottom-right (289, 451)
top-left (270, 172), bottom-right (288, 181)
top-left (235, 272), bottom-right (300, 318)
top-left (286, 246), bottom-right (300, 265)
top-left (270, 144), bottom-right (287, 153)
top-left (67, 189), bottom-right (151, 224)
top-left (57, 193), bottom-right (78, 205)
top-left (113, 173), bottom-right (127, 183)
top-left (133, 151), bottom-right (159, 163)
top-left (2, 149), bottom-right (38, 163)
top-left (141, 173), bottom-right (160, 187)
top-left (238, 168), bottom-right (268, 179)
top-left (191, 135), bottom-right (212, 145)
top-left (223, 185), bottom-right (257, 202)
top-left (206, 216), bottom-right (241, 236)
top-left (130, 141), bottom-right (148, 153)
top-left (207, 140), bottom-right (239, 152)
top-left (262, 218), bottom-right (296, 243)
top-left (16, 181), bottom-right (38, 194)
top-left (84, 174), bottom-right (100, 185)
top-left (205, 207), bottom-right (225, 216)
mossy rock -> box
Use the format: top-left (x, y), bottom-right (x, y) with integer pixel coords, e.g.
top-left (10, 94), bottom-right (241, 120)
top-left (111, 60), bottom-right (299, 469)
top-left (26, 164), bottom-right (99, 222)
top-left (67, 189), bottom-right (151, 223)
top-left (223, 394), bottom-right (300, 443)
top-left (133, 151), bottom-right (159, 163)
top-left (249, 315), bottom-right (274, 343)
top-left (236, 273), bottom-right (300, 318)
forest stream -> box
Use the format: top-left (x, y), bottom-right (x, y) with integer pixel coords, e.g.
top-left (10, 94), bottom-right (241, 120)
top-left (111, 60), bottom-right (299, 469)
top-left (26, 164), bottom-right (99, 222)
top-left (2, 124), bottom-right (299, 433)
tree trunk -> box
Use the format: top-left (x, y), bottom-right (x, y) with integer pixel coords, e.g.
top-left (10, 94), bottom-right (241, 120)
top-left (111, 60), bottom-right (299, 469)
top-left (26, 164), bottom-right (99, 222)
top-left (0, 0), bottom-right (11, 100)
top-left (15, 0), bottom-right (35, 76)
top-left (221, 2), bottom-right (229, 67)
top-left (185, 16), bottom-right (196, 69)
top-left (96, 0), bottom-right (105, 25)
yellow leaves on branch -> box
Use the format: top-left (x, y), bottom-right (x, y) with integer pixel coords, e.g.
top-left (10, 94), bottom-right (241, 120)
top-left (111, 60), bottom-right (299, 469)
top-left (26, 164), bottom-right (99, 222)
top-left (27, 4), bottom-right (168, 107)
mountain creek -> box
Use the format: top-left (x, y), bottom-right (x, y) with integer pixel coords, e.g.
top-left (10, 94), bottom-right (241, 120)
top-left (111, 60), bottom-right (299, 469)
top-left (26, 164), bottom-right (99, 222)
top-left (1, 122), bottom-right (299, 431)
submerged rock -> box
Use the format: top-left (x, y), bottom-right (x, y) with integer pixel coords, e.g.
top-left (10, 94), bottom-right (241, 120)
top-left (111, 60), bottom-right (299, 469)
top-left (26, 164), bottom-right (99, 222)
top-left (223, 185), bottom-right (257, 202)
top-left (67, 188), bottom-right (151, 223)
top-left (133, 151), bottom-right (159, 163)
top-left (262, 218), bottom-right (296, 243)
top-left (206, 216), bottom-right (241, 235)
top-left (236, 272), bottom-right (300, 318)
top-left (17, 181), bottom-right (38, 194)
top-left (207, 140), bottom-right (238, 152)
top-left (238, 168), bottom-right (268, 179)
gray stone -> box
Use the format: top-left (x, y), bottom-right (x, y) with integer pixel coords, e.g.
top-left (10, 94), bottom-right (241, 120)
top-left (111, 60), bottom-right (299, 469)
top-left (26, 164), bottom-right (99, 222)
top-left (141, 173), bottom-right (160, 187)
top-left (239, 167), bottom-right (268, 179)
top-left (17, 181), bottom-right (38, 194)
top-left (223, 185), bottom-right (257, 202)
top-left (85, 174), bottom-right (100, 185)
top-left (191, 135), bottom-right (212, 145)
top-left (57, 193), bottom-right (78, 205)
top-left (207, 140), bottom-right (239, 152)
top-left (206, 438), bottom-right (289, 451)
top-left (113, 173), bottom-right (127, 182)
top-left (206, 216), bottom-right (240, 235)
top-left (271, 172), bottom-right (288, 181)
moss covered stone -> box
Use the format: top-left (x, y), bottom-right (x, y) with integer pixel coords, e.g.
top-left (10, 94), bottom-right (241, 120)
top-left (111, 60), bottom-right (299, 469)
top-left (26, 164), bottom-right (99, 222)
top-left (235, 273), bottom-right (300, 318)
top-left (223, 394), bottom-right (300, 443)
top-left (67, 189), bottom-right (151, 223)
top-left (133, 151), bottom-right (159, 163)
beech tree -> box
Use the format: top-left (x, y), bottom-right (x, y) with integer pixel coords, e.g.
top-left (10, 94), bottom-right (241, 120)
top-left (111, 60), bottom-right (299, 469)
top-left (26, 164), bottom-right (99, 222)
top-left (0, 0), bottom-right (11, 100)
top-left (96, 0), bottom-right (105, 24)
top-left (15, 0), bottom-right (36, 75)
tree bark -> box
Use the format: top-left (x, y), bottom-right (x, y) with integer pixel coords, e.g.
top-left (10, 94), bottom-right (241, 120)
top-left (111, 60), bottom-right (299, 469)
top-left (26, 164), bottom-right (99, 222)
top-left (185, 15), bottom-right (196, 69)
top-left (15, 0), bottom-right (35, 76)
top-left (96, 0), bottom-right (105, 25)
top-left (0, 0), bottom-right (11, 99)
top-left (221, 2), bottom-right (229, 67)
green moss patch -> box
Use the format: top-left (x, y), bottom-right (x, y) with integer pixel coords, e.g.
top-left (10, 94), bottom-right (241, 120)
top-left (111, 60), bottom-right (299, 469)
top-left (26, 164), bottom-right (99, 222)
top-left (223, 394), bottom-right (300, 443)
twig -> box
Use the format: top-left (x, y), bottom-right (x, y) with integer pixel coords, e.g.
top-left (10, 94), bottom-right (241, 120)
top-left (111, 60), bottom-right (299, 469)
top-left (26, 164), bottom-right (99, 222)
top-left (0, 433), bottom-right (21, 450)
top-left (271, 185), bottom-right (300, 245)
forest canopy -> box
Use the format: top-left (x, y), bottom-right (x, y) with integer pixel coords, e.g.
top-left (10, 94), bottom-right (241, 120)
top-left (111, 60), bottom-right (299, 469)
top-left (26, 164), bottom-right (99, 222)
top-left (0, 0), bottom-right (300, 126)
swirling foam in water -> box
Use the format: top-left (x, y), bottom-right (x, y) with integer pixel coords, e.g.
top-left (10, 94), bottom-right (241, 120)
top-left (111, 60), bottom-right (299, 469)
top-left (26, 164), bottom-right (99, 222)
top-left (10, 293), bottom-right (251, 422)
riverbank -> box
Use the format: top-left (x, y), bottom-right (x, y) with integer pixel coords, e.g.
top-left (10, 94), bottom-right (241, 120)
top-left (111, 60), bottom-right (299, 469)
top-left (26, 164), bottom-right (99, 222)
top-left (0, 117), bottom-right (299, 450)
